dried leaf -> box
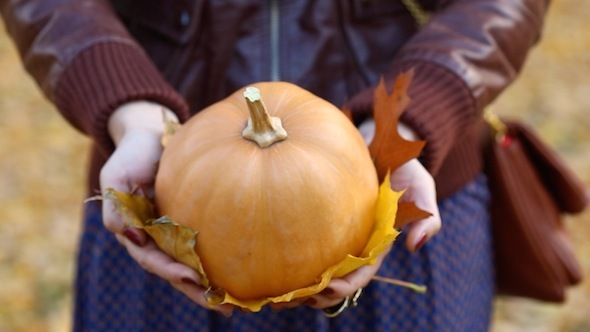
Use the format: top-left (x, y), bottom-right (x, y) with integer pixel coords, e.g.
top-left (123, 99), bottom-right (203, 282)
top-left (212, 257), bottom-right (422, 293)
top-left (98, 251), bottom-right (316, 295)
top-left (369, 71), bottom-right (426, 181)
top-left (161, 109), bottom-right (182, 147)
top-left (103, 188), bottom-right (156, 227)
top-left (102, 188), bottom-right (209, 287)
top-left (395, 202), bottom-right (433, 229)
top-left (143, 216), bottom-right (209, 287)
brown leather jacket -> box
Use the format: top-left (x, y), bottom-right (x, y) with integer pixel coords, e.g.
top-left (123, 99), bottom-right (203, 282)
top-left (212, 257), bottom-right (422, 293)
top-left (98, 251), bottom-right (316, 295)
top-left (0, 0), bottom-right (549, 199)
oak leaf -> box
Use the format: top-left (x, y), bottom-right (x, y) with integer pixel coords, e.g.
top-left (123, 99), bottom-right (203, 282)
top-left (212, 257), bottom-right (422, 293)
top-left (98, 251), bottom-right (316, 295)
top-left (367, 71), bottom-right (432, 227)
top-left (369, 70), bottom-right (426, 180)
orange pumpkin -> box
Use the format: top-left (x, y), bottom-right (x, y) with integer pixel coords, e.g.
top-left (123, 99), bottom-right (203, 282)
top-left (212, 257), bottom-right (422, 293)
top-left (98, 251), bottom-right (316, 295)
top-left (154, 82), bottom-right (378, 300)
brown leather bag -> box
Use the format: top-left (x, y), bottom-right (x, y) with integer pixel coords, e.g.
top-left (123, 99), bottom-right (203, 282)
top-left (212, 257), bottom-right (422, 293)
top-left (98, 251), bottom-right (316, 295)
top-left (483, 111), bottom-right (588, 302)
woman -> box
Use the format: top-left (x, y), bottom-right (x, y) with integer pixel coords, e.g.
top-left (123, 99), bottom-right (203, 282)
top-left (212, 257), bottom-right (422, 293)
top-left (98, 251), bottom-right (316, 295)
top-left (1, 0), bottom-right (549, 330)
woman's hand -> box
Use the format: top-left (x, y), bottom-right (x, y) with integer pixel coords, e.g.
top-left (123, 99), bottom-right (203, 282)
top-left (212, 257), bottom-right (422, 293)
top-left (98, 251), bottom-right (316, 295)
top-left (299, 118), bottom-right (441, 312)
top-left (358, 117), bottom-right (441, 251)
top-left (100, 101), bottom-right (233, 317)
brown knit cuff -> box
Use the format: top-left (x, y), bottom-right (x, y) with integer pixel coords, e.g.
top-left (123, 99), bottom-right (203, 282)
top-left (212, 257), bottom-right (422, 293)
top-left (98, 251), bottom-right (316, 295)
top-left (54, 42), bottom-right (190, 155)
top-left (347, 61), bottom-right (476, 176)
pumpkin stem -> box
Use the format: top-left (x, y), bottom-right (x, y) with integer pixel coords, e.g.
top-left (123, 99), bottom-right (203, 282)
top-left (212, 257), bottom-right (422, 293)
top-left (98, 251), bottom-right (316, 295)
top-left (242, 87), bottom-right (288, 147)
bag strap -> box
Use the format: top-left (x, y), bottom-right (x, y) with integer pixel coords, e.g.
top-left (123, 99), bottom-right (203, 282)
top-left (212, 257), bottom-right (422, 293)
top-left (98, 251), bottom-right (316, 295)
top-left (400, 0), bottom-right (430, 26)
top-left (483, 108), bottom-right (508, 143)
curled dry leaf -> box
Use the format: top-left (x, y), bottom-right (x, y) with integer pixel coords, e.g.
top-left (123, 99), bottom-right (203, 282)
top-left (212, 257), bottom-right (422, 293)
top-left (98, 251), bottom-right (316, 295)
top-left (102, 188), bottom-right (209, 287)
top-left (161, 108), bottom-right (181, 147)
top-left (368, 70), bottom-right (426, 179)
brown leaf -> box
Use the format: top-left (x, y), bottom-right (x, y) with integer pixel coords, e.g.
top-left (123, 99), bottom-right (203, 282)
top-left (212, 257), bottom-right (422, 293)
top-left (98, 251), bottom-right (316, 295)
top-left (395, 202), bottom-right (433, 229)
top-left (161, 109), bottom-right (181, 147)
top-left (368, 70), bottom-right (426, 181)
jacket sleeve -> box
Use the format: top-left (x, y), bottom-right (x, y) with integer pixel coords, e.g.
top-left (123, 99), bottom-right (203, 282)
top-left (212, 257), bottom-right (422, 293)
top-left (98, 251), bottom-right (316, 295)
top-left (347, 0), bottom-right (550, 176)
top-left (0, 0), bottom-right (190, 154)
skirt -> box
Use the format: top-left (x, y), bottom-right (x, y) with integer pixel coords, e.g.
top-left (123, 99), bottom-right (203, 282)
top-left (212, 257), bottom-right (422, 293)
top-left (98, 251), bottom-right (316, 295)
top-left (73, 174), bottom-right (494, 332)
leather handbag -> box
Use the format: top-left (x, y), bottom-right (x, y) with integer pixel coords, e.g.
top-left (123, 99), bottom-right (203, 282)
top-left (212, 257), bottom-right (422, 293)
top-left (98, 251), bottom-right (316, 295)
top-left (483, 110), bottom-right (588, 302)
top-left (399, 0), bottom-right (588, 302)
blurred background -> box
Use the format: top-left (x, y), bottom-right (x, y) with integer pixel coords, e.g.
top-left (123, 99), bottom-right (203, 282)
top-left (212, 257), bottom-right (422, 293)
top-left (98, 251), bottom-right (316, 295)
top-left (0, 1), bottom-right (589, 331)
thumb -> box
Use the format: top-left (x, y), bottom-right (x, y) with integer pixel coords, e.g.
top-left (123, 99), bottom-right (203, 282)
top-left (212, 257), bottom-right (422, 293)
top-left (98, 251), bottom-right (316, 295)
top-left (99, 141), bottom-right (150, 246)
top-left (389, 159), bottom-right (441, 252)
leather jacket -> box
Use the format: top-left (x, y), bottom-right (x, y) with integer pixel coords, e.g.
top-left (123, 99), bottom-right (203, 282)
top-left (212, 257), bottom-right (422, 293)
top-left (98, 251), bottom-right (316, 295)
top-left (0, 0), bottom-right (550, 198)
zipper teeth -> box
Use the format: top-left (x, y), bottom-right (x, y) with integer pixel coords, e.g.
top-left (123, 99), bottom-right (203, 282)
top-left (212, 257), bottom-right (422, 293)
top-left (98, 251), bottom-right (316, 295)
top-left (269, 0), bottom-right (280, 81)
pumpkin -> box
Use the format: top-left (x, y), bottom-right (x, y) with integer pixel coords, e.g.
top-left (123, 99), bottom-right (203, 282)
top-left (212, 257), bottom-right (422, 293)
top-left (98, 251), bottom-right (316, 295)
top-left (154, 82), bottom-right (379, 300)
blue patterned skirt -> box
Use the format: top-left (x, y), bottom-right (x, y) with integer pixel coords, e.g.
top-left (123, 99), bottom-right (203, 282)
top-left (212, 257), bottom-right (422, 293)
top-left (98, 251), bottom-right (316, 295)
top-left (74, 174), bottom-right (494, 331)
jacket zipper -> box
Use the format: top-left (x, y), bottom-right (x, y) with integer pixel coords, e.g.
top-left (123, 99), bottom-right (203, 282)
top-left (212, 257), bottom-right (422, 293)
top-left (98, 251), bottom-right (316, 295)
top-left (269, 0), bottom-right (280, 81)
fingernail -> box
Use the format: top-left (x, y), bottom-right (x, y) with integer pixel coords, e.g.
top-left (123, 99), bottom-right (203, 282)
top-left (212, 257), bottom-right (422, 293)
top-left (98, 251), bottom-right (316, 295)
top-left (413, 233), bottom-right (428, 252)
top-left (303, 298), bottom-right (317, 306)
top-left (181, 277), bottom-right (199, 286)
top-left (321, 287), bottom-right (335, 296)
top-left (216, 309), bottom-right (233, 318)
top-left (123, 229), bottom-right (142, 246)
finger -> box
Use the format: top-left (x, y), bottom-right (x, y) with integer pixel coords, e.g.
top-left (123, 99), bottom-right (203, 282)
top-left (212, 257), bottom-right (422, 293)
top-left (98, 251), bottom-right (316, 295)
top-left (121, 227), bottom-right (148, 247)
top-left (402, 179), bottom-right (441, 252)
top-left (100, 157), bottom-right (148, 246)
top-left (115, 234), bottom-right (201, 285)
top-left (405, 214), bottom-right (440, 252)
top-left (309, 251), bottom-right (388, 309)
top-left (170, 282), bottom-right (234, 317)
top-left (170, 281), bottom-right (209, 307)
top-left (116, 234), bottom-right (234, 315)
top-left (99, 131), bottom-right (162, 235)
top-left (100, 151), bottom-right (132, 235)
top-left (388, 160), bottom-right (442, 252)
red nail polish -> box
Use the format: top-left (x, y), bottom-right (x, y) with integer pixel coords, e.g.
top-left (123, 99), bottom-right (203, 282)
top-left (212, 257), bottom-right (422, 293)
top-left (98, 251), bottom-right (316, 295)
top-left (181, 277), bottom-right (199, 286)
top-left (321, 287), bottom-right (335, 296)
top-left (123, 229), bottom-right (142, 246)
top-left (303, 298), bottom-right (317, 306)
top-left (414, 233), bottom-right (428, 251)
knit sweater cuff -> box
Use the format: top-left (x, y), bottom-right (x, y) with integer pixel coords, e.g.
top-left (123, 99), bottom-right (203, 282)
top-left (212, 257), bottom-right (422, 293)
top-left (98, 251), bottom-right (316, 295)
top-left (347, 61), bottom-right (476, 176)
top-left (54, 42), bottom-right (190, 155)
